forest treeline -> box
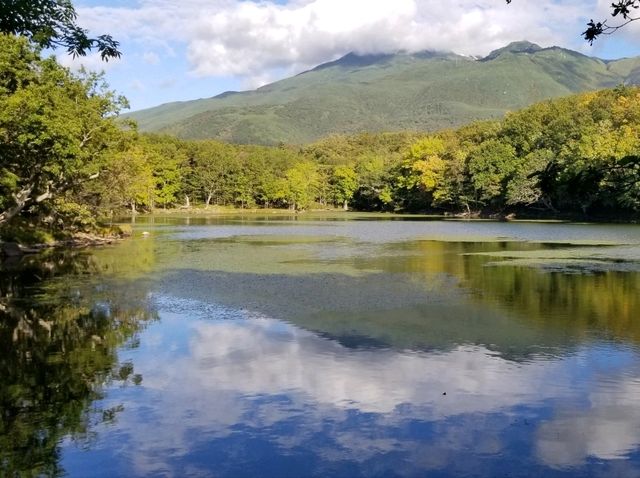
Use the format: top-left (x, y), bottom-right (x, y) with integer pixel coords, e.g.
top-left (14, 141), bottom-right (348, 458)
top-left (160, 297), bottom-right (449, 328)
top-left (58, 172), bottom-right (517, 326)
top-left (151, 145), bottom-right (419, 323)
top-left (72, 87), bottom-right (640, 219)
top-left (1, 34), bottom-right (640, 243)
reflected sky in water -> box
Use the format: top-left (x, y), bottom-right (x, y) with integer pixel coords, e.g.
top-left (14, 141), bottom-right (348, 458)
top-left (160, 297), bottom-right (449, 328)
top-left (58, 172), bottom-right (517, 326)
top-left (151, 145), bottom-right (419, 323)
top-left (3, 216), bottom-right (640, 477)
top-left (62, 298), bottom-right (640, 478)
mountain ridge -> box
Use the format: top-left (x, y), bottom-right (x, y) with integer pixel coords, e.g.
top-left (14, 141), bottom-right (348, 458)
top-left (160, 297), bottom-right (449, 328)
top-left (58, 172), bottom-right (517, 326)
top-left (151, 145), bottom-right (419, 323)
top-left (126, 41), bottom-right (640, 145)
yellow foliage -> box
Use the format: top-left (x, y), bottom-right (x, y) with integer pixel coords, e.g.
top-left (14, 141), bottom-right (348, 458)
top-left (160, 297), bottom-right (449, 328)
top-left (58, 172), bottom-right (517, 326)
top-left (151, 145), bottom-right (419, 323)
top-left (412, 156), bottom-right (446, 191)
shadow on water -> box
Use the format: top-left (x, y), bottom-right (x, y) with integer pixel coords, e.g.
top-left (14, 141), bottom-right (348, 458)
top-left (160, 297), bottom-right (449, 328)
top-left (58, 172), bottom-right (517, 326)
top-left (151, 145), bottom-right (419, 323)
top-left (0, 252), bottom-right (157, 477)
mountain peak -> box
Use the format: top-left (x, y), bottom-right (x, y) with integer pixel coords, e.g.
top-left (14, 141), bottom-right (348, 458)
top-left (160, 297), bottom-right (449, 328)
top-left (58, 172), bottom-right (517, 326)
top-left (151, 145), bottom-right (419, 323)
top-left (504, 41), bottom-right (542, 51)
top-left (310, 52), bottom-right (397, 72)
top-left (307, 49), bottom-right (463, 74)
top-left (483, 41), bottom-right (543, 61)
top-left (127, 41), bottom-right (640, 145)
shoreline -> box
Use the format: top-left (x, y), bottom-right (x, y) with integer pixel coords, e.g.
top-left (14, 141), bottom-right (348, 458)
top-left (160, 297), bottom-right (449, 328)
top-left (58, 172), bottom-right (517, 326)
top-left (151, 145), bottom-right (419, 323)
top-left (126, 206), bottom-right (640, 224)
top-left (3, 207), bottom-right (638, 258)
top-left (0, 227), bottom-right (132, 259)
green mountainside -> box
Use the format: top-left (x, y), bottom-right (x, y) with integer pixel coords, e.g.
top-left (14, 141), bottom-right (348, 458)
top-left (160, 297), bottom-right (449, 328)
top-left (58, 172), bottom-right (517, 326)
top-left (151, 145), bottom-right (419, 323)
top-left (127, 41), bottom-right (640, 145)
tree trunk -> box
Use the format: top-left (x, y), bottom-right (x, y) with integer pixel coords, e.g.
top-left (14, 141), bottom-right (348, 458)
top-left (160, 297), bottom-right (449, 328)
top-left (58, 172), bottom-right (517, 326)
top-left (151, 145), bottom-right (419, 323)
top-left (131, 202), bottom-right (137, 214)
top-left (205, 193), bottom-right (212, 207)
top-left (343, 200), bottom-right (348, 211)
top-left (0, 185), bottom-right (34, 226)
top-left (541, 196), bottom-right (558, 212)
top-left (185, 195), bottom-right (190, 208)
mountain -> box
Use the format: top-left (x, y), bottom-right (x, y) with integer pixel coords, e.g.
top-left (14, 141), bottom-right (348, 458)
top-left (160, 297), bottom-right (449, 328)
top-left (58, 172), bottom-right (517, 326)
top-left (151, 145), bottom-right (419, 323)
top-left (127, 41), bottom-right (640, 145)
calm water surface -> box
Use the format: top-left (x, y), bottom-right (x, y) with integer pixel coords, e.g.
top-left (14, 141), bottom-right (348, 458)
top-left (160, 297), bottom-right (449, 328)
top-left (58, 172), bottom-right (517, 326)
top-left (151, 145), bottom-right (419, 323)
top-left (2, 215), bottom-right (640, 477)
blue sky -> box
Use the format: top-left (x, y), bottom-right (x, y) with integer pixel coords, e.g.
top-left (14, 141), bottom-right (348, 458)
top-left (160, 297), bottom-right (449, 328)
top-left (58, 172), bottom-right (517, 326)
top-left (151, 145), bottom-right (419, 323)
top-left (61, 0), bottom-right (640, 112)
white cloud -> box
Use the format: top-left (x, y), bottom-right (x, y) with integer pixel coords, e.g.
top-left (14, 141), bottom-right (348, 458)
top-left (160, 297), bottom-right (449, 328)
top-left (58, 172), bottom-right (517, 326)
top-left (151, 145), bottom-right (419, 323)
top-left (157, 77), bottom-right (178, 89)
top-left (142, 51), bottom-right (160, 65)
top-left (175, 317), bottom-right (562, 415)
top-left (56, 51), bottom-right (121, 73)
top-left (130, 79), bottom-right (145, 91)
top-left (76, 0), bottom-right (591, 84)
top-left (591, 0), bottom-right (640, 52)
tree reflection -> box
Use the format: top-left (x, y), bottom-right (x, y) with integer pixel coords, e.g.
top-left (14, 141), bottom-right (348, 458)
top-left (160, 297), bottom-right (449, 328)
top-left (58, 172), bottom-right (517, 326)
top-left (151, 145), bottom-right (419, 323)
top-left (175, 238), bottom-right (640, 356)
top-left (361, 240), bottom-right (640, 347)
top-left (0, 252), bottom-right (156, 477)
top-left (463, 257), bottom-right (640, 343)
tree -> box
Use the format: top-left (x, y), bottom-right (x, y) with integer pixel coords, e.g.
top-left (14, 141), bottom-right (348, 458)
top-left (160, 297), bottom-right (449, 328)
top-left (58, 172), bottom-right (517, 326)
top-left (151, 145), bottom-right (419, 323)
top-left (0, 35), bottom-right (126, 227)
top-left (284, 162), bottom-right (320, 211)
top-left (139, 135), bottom-right (187, 209)
top-left (0, 0), bottom-right (120, 60)
top-left (405, 137), bottom-right (447, 193)
top-left (330, 166), bottom-right (358, 210)
top-left (467, 139), bottom-right (518, 206)
top-left (98, 145), bottom-right (155, 214)
top-left (254, 147), bottom-right (298, 208)
top-left (351, 153), bottom-right (394, 211)
top-left (507, 0), bottom-right (640, 44)
top-left (505, 149), bottom-right (550, 207)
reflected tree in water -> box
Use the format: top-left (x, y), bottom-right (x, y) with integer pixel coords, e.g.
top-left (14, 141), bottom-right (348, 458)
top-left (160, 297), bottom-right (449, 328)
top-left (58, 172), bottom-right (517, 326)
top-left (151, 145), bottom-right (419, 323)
top-left (0, 252), bottom-right (156, 477)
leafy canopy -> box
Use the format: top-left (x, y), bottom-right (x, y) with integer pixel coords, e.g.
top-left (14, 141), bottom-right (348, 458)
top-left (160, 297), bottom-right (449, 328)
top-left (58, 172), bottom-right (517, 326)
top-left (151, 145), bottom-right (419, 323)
top-left (0, 0), bottom-right (120, 60)
top-left (0, 34), bottom-right (127, 227)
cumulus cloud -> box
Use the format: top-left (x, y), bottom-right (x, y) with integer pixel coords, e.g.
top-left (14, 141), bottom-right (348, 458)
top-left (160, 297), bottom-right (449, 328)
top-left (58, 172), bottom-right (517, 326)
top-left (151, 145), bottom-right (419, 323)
top-left (76, 0), bottom-right (590, 83)
top-left (176, 316), bottom-right (562, 415)
top-left (142, 51), bottom-right (160, 65)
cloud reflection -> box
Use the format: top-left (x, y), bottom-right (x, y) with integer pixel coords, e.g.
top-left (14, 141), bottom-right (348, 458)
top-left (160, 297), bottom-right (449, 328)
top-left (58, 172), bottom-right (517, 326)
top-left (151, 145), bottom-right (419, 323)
top-left (537, 376), bottom-right (640, 468)
top-left (180, 317), bottom-right (563, 416)
top-left (95, 298), bottom-right (640, 477)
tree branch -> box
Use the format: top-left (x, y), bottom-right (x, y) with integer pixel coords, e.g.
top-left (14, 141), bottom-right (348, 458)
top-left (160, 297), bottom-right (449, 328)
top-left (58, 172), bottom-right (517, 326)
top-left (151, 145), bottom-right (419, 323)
top-left (506, 0), bottom-right (640, 43)
top-left (0, 183), bottom-right (34, 226)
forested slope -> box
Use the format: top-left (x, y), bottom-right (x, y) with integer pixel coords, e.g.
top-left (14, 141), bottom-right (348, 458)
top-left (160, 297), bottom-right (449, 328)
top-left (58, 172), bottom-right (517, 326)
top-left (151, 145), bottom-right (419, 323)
top-left (117, 87), bottom-right (640, 218)
top-left (127, 41), bottom-right (640, 144)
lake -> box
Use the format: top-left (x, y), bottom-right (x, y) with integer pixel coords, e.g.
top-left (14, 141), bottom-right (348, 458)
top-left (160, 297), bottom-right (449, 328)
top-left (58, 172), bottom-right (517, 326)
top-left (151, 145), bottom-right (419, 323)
top-left (2, 215), bottom-right (640, 477)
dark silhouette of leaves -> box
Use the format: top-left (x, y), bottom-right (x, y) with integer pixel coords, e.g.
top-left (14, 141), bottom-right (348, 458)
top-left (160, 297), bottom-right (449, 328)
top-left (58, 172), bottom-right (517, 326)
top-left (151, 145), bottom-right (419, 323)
top-left (0, 0), bottom-right (120, 60)
top-left (507, 0), bottom-right (640, 44)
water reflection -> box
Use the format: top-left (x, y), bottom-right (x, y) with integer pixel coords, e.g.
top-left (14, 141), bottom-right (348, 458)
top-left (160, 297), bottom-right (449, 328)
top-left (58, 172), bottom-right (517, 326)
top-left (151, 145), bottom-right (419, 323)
top-left (0, 252), bottom-right (156, 477)
top-left (65, 297), bottom-right (640, 477)
top-left (159, 309), bottom-right (560, 415)
top-left (3, 218), bottom-right (640, 477)
top-left (150, 232), bottom-right (640, 354)
top-left (537, 375), bottom-right (640, 468)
